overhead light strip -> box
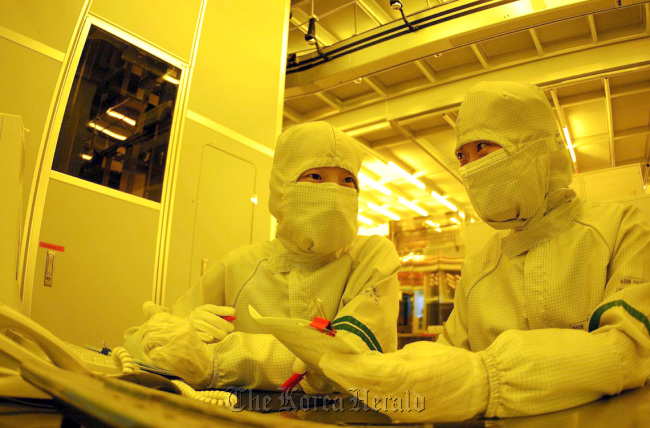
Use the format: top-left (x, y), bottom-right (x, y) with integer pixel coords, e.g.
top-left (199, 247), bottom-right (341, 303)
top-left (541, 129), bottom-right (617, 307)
top-left (367, 202), bottom-right (400, 221)
top-left (386, 161), bottom-right (425, 190)
top-left (398, 197), bottom-right (428, 216)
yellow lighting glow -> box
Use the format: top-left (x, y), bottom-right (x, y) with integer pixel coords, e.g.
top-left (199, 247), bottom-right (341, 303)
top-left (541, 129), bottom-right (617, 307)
top-left (358, 223), bottom-right (389, 236)
top-left (430, 190), bottom-right (458, 212)
top-left (398, 197), bottom-right (428, 216)
top-left (162, 74), bottom-right (180, 85)
top-left (425, 220), bottom-right (439, 228)
top-left (367, 202), bottom-right (400, 221)
top-left (357, 172), bottom-right (392, 196)
top-left (88, 122), bottom-right (127, 141)
top-left (346, 122), bottom-right (391, 137)
top-left (563, 127), bottom-right (577, 163)
top-left (386, 161), bottom-right (426, 190)
top-left (357, 214), bottom-right (374, 226)
top-left (80, 153), bottom-right (92, 161)
top-left (107, 110), bottom-right (136, 126)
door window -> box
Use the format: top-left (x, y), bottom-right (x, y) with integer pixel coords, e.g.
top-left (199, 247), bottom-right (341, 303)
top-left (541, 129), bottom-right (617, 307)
top-left (52, 25), bottom-right (181, 202)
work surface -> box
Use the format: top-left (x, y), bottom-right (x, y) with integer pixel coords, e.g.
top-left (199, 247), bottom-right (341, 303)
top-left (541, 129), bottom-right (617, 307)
top-left (2, 385), bottom-right (649, 427)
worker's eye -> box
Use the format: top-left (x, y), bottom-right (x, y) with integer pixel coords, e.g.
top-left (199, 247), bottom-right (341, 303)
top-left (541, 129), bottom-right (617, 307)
top-left (300, 172), bottom-right (322, 181)
top-left (343, 176), bottom-right (355, 184)
top-left (476, 142), bottom-right (489, 151)
top-left (455, 152), bottom-right (464, 160)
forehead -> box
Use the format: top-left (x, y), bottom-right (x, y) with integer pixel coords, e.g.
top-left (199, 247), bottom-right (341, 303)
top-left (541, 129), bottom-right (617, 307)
top-left (302, 166), bottom-right (354, 175)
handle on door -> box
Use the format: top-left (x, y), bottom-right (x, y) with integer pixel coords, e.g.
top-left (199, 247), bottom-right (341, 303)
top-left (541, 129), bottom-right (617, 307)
top-left (44, 250), bottom-right (55, 287)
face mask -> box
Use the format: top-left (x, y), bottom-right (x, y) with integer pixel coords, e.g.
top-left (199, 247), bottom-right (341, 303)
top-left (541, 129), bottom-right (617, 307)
top-left (460, 139), bottom-right (550, 230)
top-left (281, 182), bottom-right (359, 254)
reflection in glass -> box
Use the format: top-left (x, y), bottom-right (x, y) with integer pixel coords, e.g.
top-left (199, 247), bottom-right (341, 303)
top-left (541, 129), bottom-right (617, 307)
top-left (52, 26), bottom-right (181, 202)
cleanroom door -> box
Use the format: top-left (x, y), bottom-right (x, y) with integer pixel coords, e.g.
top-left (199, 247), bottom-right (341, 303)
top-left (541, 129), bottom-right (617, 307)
top-left (189, 145), bottom-right (257, 291)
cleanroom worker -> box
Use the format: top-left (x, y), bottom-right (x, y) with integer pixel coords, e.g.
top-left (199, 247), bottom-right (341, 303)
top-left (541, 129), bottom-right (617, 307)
top-left (123, 121), bottom-right (400, 391)
top-left (317, 81), bottom-right (650, 421)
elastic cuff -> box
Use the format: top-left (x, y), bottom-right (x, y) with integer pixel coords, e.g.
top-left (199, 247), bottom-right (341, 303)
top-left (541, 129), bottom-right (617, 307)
top-left (478, 350), bottom-right (502, 418)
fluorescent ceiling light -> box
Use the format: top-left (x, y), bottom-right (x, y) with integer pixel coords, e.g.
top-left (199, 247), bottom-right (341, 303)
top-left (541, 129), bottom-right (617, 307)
top-left (430, 190), bottom-right (458, 212)
top-left (107, 110), bottom-right (136, 126)
top-left (458, 211), bottom-right (465, 219)
top-left (435, 227), bottom-right (442, 233)
top-left (358, 172), bottom-right (392, 196)
top-left (80, 153), bottom-right (92, 161)
top-left (563, 127), bottom-right (577, 163)
top-left (398, 197), bottom-right (428, 216)
top-left (424, 220), bottom-right (439, 228)
top-left (386, 161), bottom-right (426, 190)
top-left (163, 74), bottom-right (180, 85)
top-left (357, 214), bottom-right (374, 226)
top-left (88, 122), bottom-right (127, 141)
top-left (449, 217), bottom-right (459, 224)
top-left (367, 202), bottom-right (400, 221)
top-left (250, 195), bottom-right (258, 205)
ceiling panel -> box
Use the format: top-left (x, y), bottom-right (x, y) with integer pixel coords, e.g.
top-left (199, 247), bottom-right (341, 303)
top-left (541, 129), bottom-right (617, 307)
top-left (613, 92), bottom-right (650, 131)
top-left (575, 141), bottom-right (611, 172)
top-left (328, 80), bottom-right (375, 100)
top-left (615, 135), bottom-right (648, 163)
top-left (375, 62), bottom-right (425, 87)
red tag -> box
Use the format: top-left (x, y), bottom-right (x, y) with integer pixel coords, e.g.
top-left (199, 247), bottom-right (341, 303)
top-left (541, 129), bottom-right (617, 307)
top-left (309, 317), bottom-right (337, 336)
top-left (39, 242), bottom-right (65, 252)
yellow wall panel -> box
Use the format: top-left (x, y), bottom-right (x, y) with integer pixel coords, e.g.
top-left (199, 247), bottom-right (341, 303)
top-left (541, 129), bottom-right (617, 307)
top-left (188, 0), bottom-right (288, 149)
top-left (0, 38), bottom-right (61, 219)
top-left (0, 0), bottom-right (85, 52)
top-left (90, 0), bottom-right (201, 62)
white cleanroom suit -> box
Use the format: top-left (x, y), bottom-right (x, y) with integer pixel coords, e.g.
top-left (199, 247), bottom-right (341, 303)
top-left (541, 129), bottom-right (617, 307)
top-left (319, 81), bottom-right (650, 422)
top-left (125, 121), bottom-right (400, 390)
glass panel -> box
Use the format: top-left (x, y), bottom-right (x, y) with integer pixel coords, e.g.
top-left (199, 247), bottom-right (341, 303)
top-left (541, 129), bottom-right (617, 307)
top-left (52, 25), bottom-right (181, 202)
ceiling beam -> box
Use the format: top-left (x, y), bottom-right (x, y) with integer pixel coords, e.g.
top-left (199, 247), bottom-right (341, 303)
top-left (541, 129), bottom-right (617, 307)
top-left (364, 76), bottom-right (388, 97)
top-left (290, 7), bottom-right (338, 46)
top-left (282, 105), bottom-right (302, 123)
top-left (356, 0), bottom-right (392, 25)
top-left (529, 28), bottom-right (545, 56)
top-left (389, 120), bottom-right (463, 185)
top-left (315, 91), bottom-right (343, 111)
top-left (414, 59), bottom-right (437, 83)
top-left (470, 43), bottom-right (490, 69)
top-left (587, 14), bottom-right (598, 43)
top-left (603, 77), bottom-right (615, 168)
top-left (442, 113), bottom-right (456, 129)
top-left (614, 125), bottom-right (650, 140)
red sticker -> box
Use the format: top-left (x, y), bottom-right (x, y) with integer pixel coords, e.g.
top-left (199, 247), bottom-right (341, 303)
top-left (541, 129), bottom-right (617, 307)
top-left (39, 242), bottom-right (65, 252)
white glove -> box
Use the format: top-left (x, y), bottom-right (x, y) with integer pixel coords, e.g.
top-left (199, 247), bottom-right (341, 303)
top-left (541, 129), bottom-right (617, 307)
top-left (292, 358), bottom-right (338, 395)
top-left (319, 341), bottom-right (488, 422)
top-left (123, 301), bottom-right (169, 341)
top-left (141, 312), bottom-right (213, 389)
top-left (187, 304), bottom-right (235, 344)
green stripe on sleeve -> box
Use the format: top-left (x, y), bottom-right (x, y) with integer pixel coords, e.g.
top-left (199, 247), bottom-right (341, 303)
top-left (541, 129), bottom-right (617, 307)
top-left (588, 299), bottom-right (650, 334)
top-left (331, 316), bottom-right (383, 353)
